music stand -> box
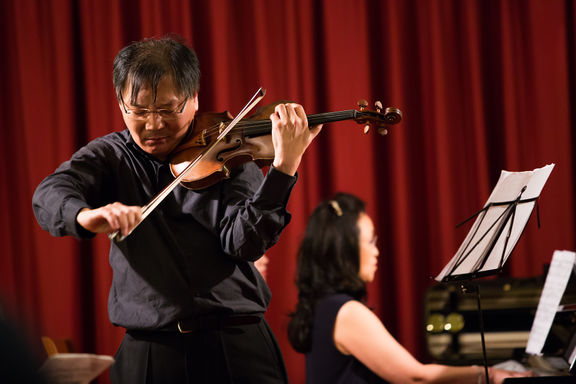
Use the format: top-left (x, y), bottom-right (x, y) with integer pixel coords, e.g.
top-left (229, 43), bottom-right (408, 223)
top-left (435, 164), bottom-right (555, 383)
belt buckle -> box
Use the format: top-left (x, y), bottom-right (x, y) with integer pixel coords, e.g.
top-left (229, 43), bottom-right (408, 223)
top-left (177, 321), bottom-right (192, 334)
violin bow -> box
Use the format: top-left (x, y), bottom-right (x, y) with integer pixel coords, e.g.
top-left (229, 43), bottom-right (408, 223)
top-left (109, 87), bottom-right (267, 242)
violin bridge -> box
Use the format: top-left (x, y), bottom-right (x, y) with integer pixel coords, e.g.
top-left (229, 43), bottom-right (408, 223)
top-left (190, 130), bottom-right (207, 146)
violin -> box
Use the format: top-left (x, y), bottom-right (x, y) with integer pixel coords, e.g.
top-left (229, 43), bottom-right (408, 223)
top-left (170, 99), bottom-right (402, 190)
top-left (110, 89), bottom-right (401, 242)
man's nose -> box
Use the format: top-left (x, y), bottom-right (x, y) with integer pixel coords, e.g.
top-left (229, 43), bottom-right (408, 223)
top-left (145, 112), bottom-right (165, 129)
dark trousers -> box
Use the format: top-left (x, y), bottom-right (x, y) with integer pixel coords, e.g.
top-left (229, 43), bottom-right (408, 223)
top-left (110, 318), bottom-right (288, 384)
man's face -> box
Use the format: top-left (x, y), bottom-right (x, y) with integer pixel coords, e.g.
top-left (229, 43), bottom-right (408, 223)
top-left (120, 76), bottom-right (198, 160)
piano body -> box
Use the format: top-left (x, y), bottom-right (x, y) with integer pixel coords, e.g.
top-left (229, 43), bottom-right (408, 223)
top-left (424, 273), bottom-right (576, 368)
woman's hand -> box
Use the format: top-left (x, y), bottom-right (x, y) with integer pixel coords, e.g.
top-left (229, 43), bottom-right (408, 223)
top-left (490, 366), bottom-right (534, 384)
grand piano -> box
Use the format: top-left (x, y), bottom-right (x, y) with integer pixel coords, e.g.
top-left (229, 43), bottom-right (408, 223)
top-left (424, 272), bottom-right (576, 382)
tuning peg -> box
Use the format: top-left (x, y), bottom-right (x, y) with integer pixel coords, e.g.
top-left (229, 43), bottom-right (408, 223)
top-left (357, 99), bottom-right (368, 111)
top-left (374, 101), bottom-right (383, 113)
top-left (377, 127), bottom-right (388, 136)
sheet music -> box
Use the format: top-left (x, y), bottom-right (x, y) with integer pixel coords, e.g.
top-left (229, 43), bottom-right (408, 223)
top-left (435, 164), bottom-right (555, 282)
top-left (526, 250), bottom-right (576, 355)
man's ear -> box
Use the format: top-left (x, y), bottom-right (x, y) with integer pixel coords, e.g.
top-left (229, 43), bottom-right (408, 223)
top-left (191, 92), bottom-right (199, 111)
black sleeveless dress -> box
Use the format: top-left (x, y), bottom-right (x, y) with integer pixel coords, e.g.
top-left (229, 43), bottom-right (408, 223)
top-left (306, 293), bottom-right (387, 383)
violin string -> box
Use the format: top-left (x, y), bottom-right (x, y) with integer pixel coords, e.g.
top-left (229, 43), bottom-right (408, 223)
top-left (199, 110), bottom-right (357, 139)
top-left (200, 120), bottom-right (271, 139)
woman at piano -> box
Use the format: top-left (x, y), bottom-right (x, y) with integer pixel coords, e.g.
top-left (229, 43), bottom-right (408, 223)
top-left (288, 193), bottom-right (533, 384)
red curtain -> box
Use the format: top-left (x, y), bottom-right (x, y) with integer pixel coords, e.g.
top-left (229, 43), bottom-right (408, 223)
top-left (1, 0), bottom-right (575, 382)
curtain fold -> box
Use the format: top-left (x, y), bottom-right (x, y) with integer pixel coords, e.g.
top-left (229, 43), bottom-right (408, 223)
top-left (1, 1), bottom-right (575, 382)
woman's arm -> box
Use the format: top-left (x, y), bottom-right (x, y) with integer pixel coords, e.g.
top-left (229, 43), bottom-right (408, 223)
top-left (333, 300), bottom-right (529, 384)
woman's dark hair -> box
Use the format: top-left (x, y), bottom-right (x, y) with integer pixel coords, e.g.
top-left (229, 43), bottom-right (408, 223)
top-left (112, 35), bottom-right (200, 105)
top-left (287, 193), bottom-right (368, 353)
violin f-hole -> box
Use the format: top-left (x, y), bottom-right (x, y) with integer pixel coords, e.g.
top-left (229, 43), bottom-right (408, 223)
top-left (216, 138), bottom-right (243, 162)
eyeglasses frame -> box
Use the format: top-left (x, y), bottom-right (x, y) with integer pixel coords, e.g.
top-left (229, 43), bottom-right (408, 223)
top-left (120, 96), bottom-right (189, 121)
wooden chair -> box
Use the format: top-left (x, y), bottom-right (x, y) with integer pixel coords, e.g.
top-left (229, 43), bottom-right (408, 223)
top-left (40, 336), bottom-right (114, 384)
top-left (41, 336), bottom-right (73, 356)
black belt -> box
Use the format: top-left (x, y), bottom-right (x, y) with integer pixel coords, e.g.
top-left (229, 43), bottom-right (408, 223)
top-left (126, 315), bottom-right (263, 337)
top-left (175, 314), bottom-right (263, 333)
top-left (128, 314), bottom-right (263, 335)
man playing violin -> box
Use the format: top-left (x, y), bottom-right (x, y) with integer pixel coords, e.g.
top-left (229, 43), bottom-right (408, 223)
top-left (33, 35), bottom-right (321, 383)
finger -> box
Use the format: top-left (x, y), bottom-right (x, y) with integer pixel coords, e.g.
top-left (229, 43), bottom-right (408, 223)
top-left (101, 207), bottom-right (120, 232)
top-left (101, 203), bottom-right (138, 236)
top-left (126, 207), bottom-right (142, 235)
top-left (134, 206), bottom-right (143, 223)
top-left (284, 104), bottom-right (300, 123)
top-left (105, 204), bottom-right (128, 236)
top-left (288, 104), bottom-right (309, 133)
top-left (269, 112), bottom-right (280, 124)
top-left (119, 208), bottom-right (133, 237)
top-left (274, 104), bottom-right (289, 121)
top-left (309, 124), bottom-right (323, 138)
top-left (119, 206), bottom-right (141, 237)
top-left (290, 104), bottom-right (307, 122)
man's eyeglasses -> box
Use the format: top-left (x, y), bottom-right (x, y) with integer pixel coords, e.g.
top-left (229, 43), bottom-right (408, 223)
top-left (121, 97), bottom-right (188, 121)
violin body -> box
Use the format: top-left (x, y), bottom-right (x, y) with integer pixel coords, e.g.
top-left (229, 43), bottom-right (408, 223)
top-left (169, 103), bottom-right (281, 190)
top-left (169, 101), bottom-right (402, 190)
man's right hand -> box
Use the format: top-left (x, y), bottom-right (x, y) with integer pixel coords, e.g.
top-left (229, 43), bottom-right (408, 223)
top-left (76, 203), bottom-right (142, 237)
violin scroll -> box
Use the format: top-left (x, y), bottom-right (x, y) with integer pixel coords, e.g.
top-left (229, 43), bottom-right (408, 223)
top-left (357, 99), bottom-right (402, 135)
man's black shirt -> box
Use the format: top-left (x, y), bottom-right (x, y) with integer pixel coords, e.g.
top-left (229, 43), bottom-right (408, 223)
top-left (32, 129), bottom-right (297, 329)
